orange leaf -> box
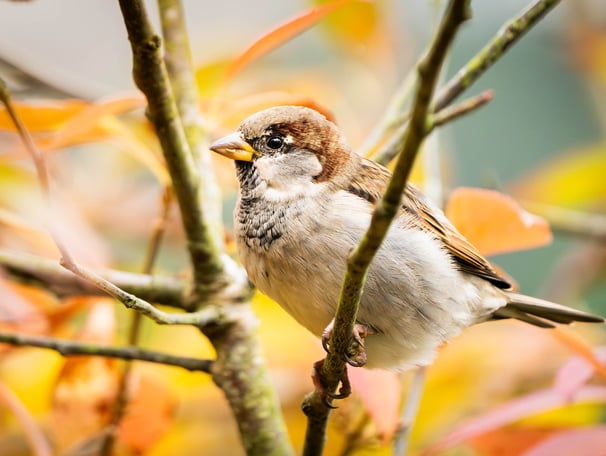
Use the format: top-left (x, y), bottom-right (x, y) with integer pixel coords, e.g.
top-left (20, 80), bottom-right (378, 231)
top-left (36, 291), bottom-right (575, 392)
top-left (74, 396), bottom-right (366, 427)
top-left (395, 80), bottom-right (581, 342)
top-left (117, 374), bottom-right (176, 453)
top-left (48, 94), bottom-right (145, 149)
top-left (349, 368), bottom-right (401, 443)
top-left (0, 278), bottom-right (50, 353)
top-left (223, 0), bottom-right (363, 83)
top-left (50, 299), bottom-right (120, 453)
top-left (0, 99), bottom-right (89, 132)
top-left (445, 187), bottom-right (553, 257)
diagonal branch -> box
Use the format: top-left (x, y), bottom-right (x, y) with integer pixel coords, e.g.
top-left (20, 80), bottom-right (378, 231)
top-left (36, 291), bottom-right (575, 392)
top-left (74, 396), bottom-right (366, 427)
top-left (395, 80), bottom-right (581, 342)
top-left (0, 249), bottom-right (185, 306)
top-left (372, 0), bottom-right (561, 166)
top-left (301, 1), bottom-right (472, 455)
top-left (0, 332), bottom-right (213, 372)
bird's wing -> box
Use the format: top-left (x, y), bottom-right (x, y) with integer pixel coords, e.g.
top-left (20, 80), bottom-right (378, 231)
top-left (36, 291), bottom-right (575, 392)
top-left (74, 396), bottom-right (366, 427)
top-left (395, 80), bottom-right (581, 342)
top-left (347, 158), bottom-right (511, 289)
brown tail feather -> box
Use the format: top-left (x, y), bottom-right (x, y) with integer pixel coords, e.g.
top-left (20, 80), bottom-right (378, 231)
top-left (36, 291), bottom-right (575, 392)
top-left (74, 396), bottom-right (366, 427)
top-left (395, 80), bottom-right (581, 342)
top-left (493, 292), bottom-right (604, 327)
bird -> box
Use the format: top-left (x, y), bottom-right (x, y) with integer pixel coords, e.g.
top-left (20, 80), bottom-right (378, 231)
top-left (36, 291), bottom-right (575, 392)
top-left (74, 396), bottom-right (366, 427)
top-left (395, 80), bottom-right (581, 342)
top-left (210, 105), bottom-right (603, 374)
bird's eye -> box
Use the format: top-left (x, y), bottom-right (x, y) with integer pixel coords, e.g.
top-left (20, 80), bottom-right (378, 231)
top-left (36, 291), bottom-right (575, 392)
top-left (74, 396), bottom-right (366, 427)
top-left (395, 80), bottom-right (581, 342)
top-left (266, 136), bottom-right (283, 150)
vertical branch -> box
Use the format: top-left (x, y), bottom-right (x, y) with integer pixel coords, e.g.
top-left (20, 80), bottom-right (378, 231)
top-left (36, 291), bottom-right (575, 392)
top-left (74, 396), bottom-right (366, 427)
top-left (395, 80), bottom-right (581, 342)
top-left (302, 1), bottom-right (472, 455)
top-left (158, 0), bottom-right (225, 247)
top-left (119, 0), bottom-right (225, 308)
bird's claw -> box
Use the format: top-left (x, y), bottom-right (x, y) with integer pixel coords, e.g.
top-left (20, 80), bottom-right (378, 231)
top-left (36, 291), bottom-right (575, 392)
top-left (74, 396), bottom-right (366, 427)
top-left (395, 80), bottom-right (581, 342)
top-left (312, 359), bottom-right (352, 408)
top-left (321, 320), bottom-right (374, 368)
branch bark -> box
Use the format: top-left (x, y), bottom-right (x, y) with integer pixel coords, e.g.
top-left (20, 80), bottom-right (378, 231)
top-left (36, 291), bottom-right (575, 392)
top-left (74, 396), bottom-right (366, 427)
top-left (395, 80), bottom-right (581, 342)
top-left (0, 332), bottom-right (212, 372)
top-left (119, 0), bottom-right (228, 308)
top-left (301, 2), bottom-right (472, 455)
top-left (0, 249), bottom-right (185, 306)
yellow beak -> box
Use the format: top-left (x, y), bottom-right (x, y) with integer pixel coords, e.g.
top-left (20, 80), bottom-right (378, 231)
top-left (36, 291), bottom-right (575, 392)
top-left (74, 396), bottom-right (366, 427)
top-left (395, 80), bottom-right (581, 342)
top-left (209, 132), bottom-right (257, 162)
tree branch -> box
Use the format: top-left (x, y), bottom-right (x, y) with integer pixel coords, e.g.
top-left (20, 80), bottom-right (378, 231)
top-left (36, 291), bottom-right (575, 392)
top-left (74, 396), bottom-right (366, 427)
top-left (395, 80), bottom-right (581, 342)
top-left (431, 89), bottom-right (493, 128)
top-left (372, 0), bottom-right (561, 166)
top-left (434, 0), bottom-right (561, 112)
top-left (158, 0), bottom-right (225, 248)
top-left (118, 3), bottom-right (293, 454)
top-left (118, 0), bottom-right (229, 309)
top-left (0, 332), bottom-right (213, 372)
top-left (0, 249), bottom-right (186, 306)
top-left (301, 2), bottom-right (471, 455)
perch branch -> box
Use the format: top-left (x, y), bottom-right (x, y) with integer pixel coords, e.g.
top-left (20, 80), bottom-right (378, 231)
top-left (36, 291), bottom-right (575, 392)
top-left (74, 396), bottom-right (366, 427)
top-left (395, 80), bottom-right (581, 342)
top-left (301, 2), bottom-right (471, 455)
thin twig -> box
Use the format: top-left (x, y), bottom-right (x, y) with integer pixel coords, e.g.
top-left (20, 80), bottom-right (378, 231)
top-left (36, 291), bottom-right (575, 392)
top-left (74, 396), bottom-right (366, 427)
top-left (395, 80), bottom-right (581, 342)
top-left (393, 367), bottom-right (427, 456)
top-left (301, 2), bottom-right (471, 455)
top-left (372, 0), bottom-right (562, 165)
top-left (0, 249), bottom-right (186, 306)
top-left (0, 332), bottom-right (213, 372)
top-left (434, 0), bottom-right (561, 112)
top-left (432, 90), bottom-right (493, 128)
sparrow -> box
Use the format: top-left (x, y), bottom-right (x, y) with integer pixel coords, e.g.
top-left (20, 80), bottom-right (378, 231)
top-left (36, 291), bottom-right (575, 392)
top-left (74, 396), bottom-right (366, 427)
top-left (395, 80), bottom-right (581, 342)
top-left (210, 105), bottom-right (603, 373)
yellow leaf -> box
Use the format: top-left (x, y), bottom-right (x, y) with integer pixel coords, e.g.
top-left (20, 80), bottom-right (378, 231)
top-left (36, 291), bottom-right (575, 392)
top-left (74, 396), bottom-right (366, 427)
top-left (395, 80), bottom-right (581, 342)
top-left (510, 143), bottom-right (606, 208)
top-left (312, 0), bottom-right (378, 47)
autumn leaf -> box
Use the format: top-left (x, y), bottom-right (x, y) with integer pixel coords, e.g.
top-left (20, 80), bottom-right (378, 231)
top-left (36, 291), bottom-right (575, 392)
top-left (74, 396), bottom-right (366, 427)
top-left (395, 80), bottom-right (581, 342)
top-left (117, 373), bottom-right (177, 453)
top-left (510, 143), bottom-right (606, 208)
top-left (0, 99), bottom-right (89, 133)
top-left (426, 385), bottom-right (606, 454)
top-left (348, 368), bottom-right (401, 443)
top-left (222, 0), bottom-right (363, 84)
top-left (50, 299), bottom-right (120, 453)
top-left (445, 187), bottom-right (553, 257)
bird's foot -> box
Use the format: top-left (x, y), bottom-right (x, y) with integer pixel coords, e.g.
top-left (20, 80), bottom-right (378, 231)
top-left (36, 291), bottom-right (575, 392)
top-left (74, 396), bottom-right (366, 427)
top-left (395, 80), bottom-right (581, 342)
top-left (311, 359), bottom-right (352, 408)
top-left (321, 320), bottom-right (375, 368)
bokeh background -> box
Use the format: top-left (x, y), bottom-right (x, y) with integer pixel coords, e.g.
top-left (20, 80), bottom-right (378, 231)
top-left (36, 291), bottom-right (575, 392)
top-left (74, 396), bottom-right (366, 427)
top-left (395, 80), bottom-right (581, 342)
top-left (0, 1), bottom-right (605, 455)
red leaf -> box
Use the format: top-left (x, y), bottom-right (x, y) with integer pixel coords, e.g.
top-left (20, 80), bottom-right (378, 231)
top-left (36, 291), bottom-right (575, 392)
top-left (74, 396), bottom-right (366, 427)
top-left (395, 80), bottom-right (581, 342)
top-left (554, 345), bottom-right (606, 399)
top-left (426, 386), bottom-right (606, 454)
top-left (524, 426), bottom-right (606, 456)
top-left (349, 368), bottom-right (401, 443)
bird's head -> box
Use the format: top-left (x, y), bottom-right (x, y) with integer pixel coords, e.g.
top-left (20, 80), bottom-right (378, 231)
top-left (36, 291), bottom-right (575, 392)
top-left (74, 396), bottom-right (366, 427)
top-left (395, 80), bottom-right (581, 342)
top-left (210, 106), bottom-right (353, 191)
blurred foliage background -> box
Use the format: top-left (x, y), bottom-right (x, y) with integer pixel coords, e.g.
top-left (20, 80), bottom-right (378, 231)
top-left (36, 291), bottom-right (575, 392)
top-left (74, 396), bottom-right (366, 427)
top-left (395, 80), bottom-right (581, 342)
top-left (0, 0), bottom-right (605, 455)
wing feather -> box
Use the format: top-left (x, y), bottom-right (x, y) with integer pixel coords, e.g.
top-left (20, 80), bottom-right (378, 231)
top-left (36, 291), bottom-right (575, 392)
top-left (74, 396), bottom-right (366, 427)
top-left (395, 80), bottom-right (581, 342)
top-left (345, 157), bottom-right (511, 289)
